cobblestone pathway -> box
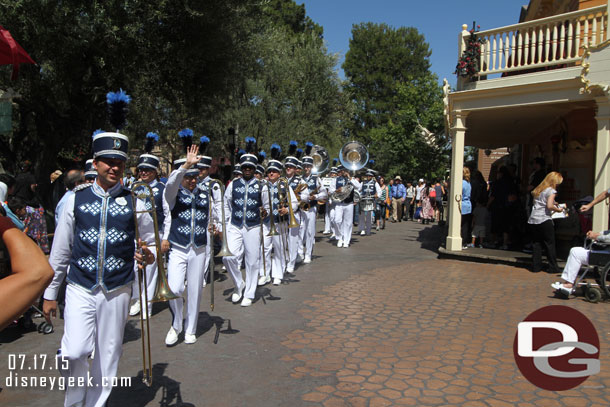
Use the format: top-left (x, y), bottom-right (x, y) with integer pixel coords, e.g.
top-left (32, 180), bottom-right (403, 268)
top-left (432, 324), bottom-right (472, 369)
top-left (282, 260), bottom-right (610, 407)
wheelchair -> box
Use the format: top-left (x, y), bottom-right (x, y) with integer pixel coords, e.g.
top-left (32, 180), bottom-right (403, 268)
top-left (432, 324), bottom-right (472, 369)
top-left (569, 239), bottom-right (610, 303)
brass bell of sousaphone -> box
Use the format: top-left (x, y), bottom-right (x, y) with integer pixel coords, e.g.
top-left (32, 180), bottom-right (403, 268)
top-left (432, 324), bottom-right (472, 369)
top-left (310, 145), bottom-right (329, 175)
top-left (339, 140), bottom-right (369, 172)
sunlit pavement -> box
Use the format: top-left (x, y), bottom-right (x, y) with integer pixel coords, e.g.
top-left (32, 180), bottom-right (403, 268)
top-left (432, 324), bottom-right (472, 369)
top-left (1, 219), bottom-right (609, 406)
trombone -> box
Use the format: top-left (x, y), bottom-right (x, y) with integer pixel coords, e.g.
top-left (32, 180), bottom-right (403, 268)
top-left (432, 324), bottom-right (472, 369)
top-left (207, 179), bottom-right (233, 311)
top-left (277, 177), bottom-right (299, 261)
top-left (131, 181), bottom-right (180, 387)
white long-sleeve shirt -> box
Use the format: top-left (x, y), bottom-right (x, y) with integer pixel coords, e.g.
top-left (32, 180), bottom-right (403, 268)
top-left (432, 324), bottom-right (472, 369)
top-left (44, 181), bottom-right (155, 301)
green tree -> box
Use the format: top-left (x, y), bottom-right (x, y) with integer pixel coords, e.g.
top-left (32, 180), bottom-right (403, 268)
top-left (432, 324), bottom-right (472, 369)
top-left (369, 74), bottom-right (448, 181)
top-left (0, 0), bottom-right (263, 174)
top-left (343, 22), bottom-right (432, 138)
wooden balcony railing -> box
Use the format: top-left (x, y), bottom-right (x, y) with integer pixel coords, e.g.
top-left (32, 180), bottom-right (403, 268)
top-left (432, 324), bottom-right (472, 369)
top-left (458, 4), bottom-right (608, 81)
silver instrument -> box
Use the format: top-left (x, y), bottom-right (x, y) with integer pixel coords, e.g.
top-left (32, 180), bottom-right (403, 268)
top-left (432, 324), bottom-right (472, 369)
top-left (330, 182), bottom-right (354, 202)
top-left (339, 141), bottom-right (369, 172)
top-left (361, 196), bottom-right (375, 211)
top-left (311, 145), bottom-right (329, 175)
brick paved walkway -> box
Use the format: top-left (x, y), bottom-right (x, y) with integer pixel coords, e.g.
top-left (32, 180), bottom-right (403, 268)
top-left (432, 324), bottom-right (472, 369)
top-left (1, 222), bottom-right (609, 406)
top-left (282, 260), bottom-right (610, 407)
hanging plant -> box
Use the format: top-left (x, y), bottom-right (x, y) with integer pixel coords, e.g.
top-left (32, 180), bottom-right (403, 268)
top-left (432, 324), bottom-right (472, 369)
top-left (455, 23), bottom-right (486, 78)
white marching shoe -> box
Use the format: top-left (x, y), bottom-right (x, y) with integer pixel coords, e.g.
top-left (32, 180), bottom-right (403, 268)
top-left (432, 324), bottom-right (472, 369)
top-left (241, 298), bottom-right (253, 307)
top-left (337, 240), bottom-right (343, 248)
top-left (343, 242), bottom-right (349, 248)
top-left (303, 256), bottom-right (312, 264)
top-left (360, 230), bottom-right (366, 236)
top-left (323, 230), bottom-right (331, 234)
top-left (165, 327), bottom-right (180, 346)
top-left (184, 334), bottom-right (197, 344)
top-left (273, 278), bottom-right (281, 286)
top-left (232, 284), bottom-right (245, 303)
top-left (258, 275), bottom-right (271, 286)
top-left (129, 301), bottom-right (140, 316)
top-left (329, 234), bottom-right (336, 240)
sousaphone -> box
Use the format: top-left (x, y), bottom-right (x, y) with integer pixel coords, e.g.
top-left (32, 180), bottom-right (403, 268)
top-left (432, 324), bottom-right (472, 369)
top-left (339, 141), bottom-right (369, 172)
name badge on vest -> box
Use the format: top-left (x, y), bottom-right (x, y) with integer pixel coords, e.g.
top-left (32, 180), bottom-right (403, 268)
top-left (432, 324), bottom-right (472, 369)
top-left (153, 187), bottom-right (159, 194)
top-left (199, 193), bottom-right (206, 199)
top-left (116, 197), bottom-right (127, 206)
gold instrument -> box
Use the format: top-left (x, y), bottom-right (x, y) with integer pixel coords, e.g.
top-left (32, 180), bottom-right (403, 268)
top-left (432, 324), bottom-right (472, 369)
top-left (264, 180), bottom-right (279, 237)
top-left (207, 179), bottom-right (233, 311)
top-left (131, 181), bottom-right (180, 387)
top-left (258, 179), bottom-right (269, 278)
top-left (278, 177), bottom-right (299, 229)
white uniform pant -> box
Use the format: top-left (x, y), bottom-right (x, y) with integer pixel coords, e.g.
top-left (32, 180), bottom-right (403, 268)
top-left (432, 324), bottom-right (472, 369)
top-left (333, 203), bottom-right (354, 245)
top-left (359, 211), bottom-right (373, 235)
top-left (297, 211), bottom-right (305, 257)
top-left (301, 207), bottom-right (317, 258)
top-left (561, 247), bottom-right (590, 283)
top-left (259, 223), bottom-right (272, 278)
top-left (167, 245), bottom-right (207, 335)
top-left (324, 204), bottom-right (331, 232)
top-left (223, 223), bottom-right (261, 300)
top-left (287, 212), bottom-right (302, 270)
top-left (61, 284), bottom-right (130, 407)
top-left (130, 245), bottom-right (158, 315)
top-left (329, 203), bottom-right (339, 236)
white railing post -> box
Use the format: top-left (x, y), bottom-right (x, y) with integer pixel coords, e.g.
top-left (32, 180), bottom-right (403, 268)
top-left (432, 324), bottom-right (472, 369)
top-left (457, 24), bottom-right (470, 90)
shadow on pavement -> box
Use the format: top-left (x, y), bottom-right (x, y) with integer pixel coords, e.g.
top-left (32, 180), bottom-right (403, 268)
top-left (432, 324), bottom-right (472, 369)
top-left (416, 224), bottom-right (444, 253)
top-left (109, 363), bottom-right (194, 407)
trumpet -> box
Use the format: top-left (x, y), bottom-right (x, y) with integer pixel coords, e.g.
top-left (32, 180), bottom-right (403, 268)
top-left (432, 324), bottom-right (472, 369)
top-left (131, 181), bottom-right (180, 387)
top-left (207, 179), bottom-right (233, 311)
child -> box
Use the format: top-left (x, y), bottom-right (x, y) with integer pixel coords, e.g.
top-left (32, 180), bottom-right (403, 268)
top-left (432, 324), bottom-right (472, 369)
top-left (470, 197), bottom-right (489, 248)
top-left (6, 197), bottom-right (26, 230)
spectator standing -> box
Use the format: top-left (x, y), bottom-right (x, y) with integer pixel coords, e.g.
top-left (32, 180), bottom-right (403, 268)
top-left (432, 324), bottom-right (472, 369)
top-left (387, 179), bottom-right (394, 219)
top-left (13, 160), bottom-right (39, 207)
top-left (487, 166), bottom-right (513, 249)
top-left (461, 168), bottom-right (473, 249)
top-left (421, 183), bottom-right (434, 224)
top-left (527, 157), bottom-right (547, 212)
top-left (527, 171), bottom-right (565, 273)
top-left (415, 179), bottom-right (425, 210)
top-left (434, 180), bottom-right (445, 222)
top-left (405, 181), bottom-right (415, 221)
top-left (391, 176), bottom-right (406, 222)
top-left (470, 197), bottom-right (489, 247)
top-left (376, 176), bottom-right (389, 230)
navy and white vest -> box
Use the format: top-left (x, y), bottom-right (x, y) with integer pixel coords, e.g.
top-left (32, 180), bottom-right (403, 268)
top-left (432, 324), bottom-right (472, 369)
top-left (362, 180), bottom-right (376, 198)
top-left (230, 178), bottom-right (263, 229)
top-left (69, 184), bottom-right (135, 292)
top-left (288, 176), bottom-right (302, 192)
top-left (304, 175), bottom-right (318, 193)
top-left (336, 176), bottom-right (353, 204)
top-left (133, 180), bottom-right (165, 236)
top-left (263, 182), bottom-right (282, 225)
top-left (168, 186), bottom-right (209, 249)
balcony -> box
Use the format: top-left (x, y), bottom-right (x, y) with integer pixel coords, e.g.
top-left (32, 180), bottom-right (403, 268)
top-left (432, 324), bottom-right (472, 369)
top-left (456, 4), bottom-right (609, 91)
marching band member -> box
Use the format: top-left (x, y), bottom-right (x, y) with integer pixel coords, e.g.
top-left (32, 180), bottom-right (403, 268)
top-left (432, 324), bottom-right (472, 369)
top-left (358, 169), bottom-right (382, 236)
top-left (300, 142), bottom-right (328, 264)
top-left (255, 151), bottom-right (273, 286)
top-left (223, 137), bottom-right (270, 307)
top-left (260, 145), bottom-right (299, 285)
top-left (84, 158), bottom-right (97, 183)
top-left (329, 166), bottom-right (361, 248)
top-left (129, 132), bottom-right (171, 319)
top-left (42, 90), bottom-right (155, 407)
top-left (195, 135), bottom-right (221, 289)
top-left (325, 163), bottom-right (339, 238)
top-left (163, 134), bottom-right (220, 346)
top-left (284, 141), bottom-right (308, 273)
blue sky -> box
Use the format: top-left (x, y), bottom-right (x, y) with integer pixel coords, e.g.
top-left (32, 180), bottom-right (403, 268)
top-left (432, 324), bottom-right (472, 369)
top-left (299, 0), bottom-right (529, 86)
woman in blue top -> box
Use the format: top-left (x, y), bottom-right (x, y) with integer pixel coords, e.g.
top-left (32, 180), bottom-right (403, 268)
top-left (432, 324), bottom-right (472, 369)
top-left (461, 167), bottom-right (472, 249)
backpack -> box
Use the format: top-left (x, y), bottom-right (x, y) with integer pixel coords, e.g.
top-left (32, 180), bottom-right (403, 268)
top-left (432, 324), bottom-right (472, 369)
top-left (429, 188), bottom-right (436, 198)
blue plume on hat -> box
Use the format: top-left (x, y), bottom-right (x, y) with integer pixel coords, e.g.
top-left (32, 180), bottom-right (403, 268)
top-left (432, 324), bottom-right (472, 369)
top-left (145, 132), bottom-right (159, 153)
top-left (332, 158), bottom-right (338, 166)
top-left (245, 136), bottom-right (257, 153)
top-left (106, 89), bottom-right (131, 130)
top-left (237, 148), bottom-right (246, 160)
top-left (368, 159), bottom-right (375, 165)
top-left (296, 148), bottom-right (304, 160)
top-left (92, 129), bottom-right (104, 138)
top-left (305, 141), bottom-right (314, 155)
top-left (178, 128), bottom-right (194, 153)
top-left (258, 150), bottom-right (266, 163)
top-left (270, 143), bottom-right (282, 160)
top-left (199, 135), bottom-right (210, 155)
top-left (288, 140), bottom-right (298, 156)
